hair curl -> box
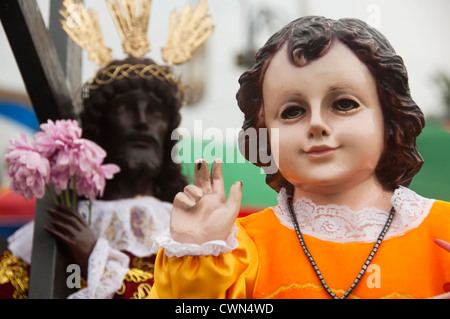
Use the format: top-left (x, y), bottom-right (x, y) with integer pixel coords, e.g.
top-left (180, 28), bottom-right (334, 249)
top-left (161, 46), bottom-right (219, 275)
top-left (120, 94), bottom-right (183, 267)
top-left (81, 56), bottom-right (187, 202)
top-left (236, 16), bottom-right (424, 193)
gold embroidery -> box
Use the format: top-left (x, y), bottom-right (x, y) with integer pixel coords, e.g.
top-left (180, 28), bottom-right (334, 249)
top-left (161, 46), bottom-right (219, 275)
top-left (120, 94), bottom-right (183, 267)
top-left (130, 207), bottom-right (145, 241)
top-left (379, 292), bottom-right (415, 299)
top-left (80, 277), bottom-right (87, 290)
top-left (116, 267), bottom-right (154, 297)
top-left (132, 256), bottom-right (155, 273)
top-left (132, 283), bottom-right (152, 299)
top-left (104, 212), bottom-right (129, 247)
top-left (104, 212), bottom-right (119, 242)
top-left (0, 251), bottom-right (29, 299)
top-left (116, 283), bottom-right (126, 296)
top-left (124, 268), bottom-right (153, 282)
top-left (264, 282), bottom-right (416, 299)
top-left (264, 282), bottom-right (361, 299)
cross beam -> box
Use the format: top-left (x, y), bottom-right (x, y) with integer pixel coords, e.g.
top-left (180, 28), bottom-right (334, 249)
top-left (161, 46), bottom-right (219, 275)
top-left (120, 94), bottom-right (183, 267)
top-left (0, 0), bottom-right (78, 122)
top-left (0, 0), bottom-right (81, 298)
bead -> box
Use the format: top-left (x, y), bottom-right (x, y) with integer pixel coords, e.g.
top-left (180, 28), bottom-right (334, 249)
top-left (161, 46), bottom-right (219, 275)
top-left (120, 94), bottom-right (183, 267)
top-left (288, 199), bottom-right (396, 300)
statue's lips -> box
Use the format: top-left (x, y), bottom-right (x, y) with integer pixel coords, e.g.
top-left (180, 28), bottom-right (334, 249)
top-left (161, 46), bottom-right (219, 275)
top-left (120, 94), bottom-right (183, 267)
top-left (305, 146), bottom-right (339, 158)
top-left (128, 134), bottom-right (157, 148)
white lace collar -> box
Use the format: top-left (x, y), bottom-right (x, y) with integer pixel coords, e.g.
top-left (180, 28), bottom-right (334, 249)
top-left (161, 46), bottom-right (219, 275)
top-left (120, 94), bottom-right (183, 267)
top-left (8, 196), bottom-right (172, 264)
top-left (78, 196), bottom-right (172, 257)
top-left (272, 186), bottom-right (435, 243)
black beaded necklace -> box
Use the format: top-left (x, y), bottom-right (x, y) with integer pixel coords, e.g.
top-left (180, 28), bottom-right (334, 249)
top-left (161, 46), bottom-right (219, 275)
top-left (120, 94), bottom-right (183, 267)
top-left (287, 197), bottom-right (396, 299)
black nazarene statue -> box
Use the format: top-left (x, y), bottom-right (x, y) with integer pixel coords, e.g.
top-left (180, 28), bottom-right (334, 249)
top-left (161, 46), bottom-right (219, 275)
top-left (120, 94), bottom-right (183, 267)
top-left (0, 0), bottom-right (213, 299)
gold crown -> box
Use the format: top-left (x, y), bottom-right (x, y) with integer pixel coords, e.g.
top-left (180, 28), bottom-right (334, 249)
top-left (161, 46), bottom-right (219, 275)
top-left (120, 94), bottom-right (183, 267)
top-left (88, 63), bottom-right (180, 91)
top-left (60, 0), bottom-right (214, 92)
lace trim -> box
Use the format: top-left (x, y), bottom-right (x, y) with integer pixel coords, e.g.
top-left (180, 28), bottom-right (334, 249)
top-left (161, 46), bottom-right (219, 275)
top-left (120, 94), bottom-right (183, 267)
top-left (7, 221), bottom-right (34, 264)
top-left (68, 197), bottom-right (171, 299)
top-left (273, 186), bottom-right (435, 243)
top-left (153, 224), bottom-right (239, 258)
top-left (78, 196), bottom-right (172, 257)
top-left (68, 238), bottom-right (130, 299)
top-left (7, 196), bottom-right (172, 264)
top-left (7, 196), bottom-right (171, 299)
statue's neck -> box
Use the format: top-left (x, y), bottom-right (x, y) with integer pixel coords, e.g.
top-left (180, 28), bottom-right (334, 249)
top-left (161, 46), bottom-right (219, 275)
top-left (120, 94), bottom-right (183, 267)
top-left (101, 169), bottom-right (156, 200)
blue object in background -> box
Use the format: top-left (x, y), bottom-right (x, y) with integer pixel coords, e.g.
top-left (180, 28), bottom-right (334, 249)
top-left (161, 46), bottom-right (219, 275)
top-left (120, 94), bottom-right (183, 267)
top-left (0, 100), bottom-right (39, 247)
top-left (0, 101), bottom-right (40, 132)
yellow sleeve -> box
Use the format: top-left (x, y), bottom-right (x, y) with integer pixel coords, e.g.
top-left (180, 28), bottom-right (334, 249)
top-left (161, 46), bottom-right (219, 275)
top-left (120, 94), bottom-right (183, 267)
top-left (150, 224), bottom-right (258, 299)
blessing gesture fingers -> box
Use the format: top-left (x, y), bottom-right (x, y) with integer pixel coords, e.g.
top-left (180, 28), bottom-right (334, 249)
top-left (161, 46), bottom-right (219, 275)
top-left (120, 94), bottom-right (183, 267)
top-left (170, 159), bottom-right (243, 245)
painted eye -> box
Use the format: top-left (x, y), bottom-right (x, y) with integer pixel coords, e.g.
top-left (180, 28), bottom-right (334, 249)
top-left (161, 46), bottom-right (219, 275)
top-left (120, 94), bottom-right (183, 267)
top-left (151, 111), bottom-right (165, 120)
top-left (281, 106), bottom-right (305, 119)
top-left (116, 105), bottom-right (127, 114)
top-left (333, 99), bottom-right (360, 112)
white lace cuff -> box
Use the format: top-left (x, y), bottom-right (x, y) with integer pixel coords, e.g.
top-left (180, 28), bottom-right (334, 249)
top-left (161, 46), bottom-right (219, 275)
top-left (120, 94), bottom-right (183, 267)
top-left (7, 221), bottom-right (34, 264)
top-left (152, 224), bottom-right (239, 258)
top-left (68, 238), bottom-right (130, 299)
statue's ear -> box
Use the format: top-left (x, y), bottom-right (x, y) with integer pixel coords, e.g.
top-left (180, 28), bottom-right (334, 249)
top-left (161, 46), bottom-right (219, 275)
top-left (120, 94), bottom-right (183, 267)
top-left (256, 103), bottom-right (266, 130)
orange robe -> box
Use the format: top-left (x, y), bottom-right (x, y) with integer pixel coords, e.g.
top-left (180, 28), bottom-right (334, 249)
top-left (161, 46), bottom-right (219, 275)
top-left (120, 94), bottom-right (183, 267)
top-left (151, 200), bottom-right (450, 299)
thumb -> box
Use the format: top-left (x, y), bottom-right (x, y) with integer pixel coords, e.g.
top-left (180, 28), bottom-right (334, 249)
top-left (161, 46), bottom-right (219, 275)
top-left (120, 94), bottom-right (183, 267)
top-left (225, 181), bottom-right (243, 219)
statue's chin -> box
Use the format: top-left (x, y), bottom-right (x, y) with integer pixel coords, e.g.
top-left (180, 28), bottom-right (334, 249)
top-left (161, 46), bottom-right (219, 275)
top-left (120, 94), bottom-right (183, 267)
top-left (126, 160), bottom-right (162, 178)
top-left (109, 147), bottom-right (164, 177)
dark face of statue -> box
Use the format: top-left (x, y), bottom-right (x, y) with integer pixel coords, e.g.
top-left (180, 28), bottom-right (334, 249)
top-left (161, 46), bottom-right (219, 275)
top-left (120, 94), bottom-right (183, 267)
top-left (100, 87), bottom-right (170, 177)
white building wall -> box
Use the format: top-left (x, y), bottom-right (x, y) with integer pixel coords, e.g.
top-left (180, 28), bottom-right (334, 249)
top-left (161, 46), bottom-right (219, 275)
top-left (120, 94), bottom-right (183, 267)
top-left (1, 0), bottom-right (449, 138)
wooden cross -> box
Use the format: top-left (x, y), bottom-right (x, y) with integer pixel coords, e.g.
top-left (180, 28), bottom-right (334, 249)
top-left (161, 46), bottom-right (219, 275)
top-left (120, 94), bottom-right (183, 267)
top-left (0, 0), bottom-right (82, 298)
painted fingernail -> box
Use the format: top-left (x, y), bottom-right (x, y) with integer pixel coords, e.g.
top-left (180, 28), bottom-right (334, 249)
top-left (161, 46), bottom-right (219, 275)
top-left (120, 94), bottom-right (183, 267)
top-left (197, 160), bottom-right (202, 170)
top-left (240, 181), bottom-right (243, 187)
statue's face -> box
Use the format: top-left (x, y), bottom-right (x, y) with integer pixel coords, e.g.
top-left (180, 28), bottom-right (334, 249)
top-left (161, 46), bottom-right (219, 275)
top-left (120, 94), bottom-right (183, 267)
top-left (101, 87), bottom-right (170, 176)
top-left (262, 41), bottom-right (385, 195)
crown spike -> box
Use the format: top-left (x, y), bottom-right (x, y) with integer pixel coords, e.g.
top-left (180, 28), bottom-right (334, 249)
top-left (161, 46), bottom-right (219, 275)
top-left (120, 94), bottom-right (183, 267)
top-left (162, 0), bottom-right (214, 67)
top-left (106, 0), bottom-right (151, 59)
top-left (60, 0), bottom-right (213, 100)
top-left (60, 0), bottom-right (113, 66)
top-left (141, 0), bottom-right (150, 35)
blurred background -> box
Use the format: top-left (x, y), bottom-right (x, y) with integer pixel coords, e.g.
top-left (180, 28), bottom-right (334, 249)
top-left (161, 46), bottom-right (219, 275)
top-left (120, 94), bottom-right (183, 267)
top-left (1, 0), bottom-right (450, 246)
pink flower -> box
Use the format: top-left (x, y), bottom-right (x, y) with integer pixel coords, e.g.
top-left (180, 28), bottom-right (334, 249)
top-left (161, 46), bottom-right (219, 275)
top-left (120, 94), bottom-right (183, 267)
top-left (33, 120), bottom-right (85, 192)
top-left (5, 119), bottom-right (121, 204)
top-left (34, 119), bottom-right (82, 158)
top-left (101, 164), bottom-right (121, 180)
top-left (32, 119), bottom-right (107, 196)
top-left (77, 139), bottom-right (107, 172)
top-left (4, 134), bottom-right (50, 200)
top-left (63, 138), bottom-right (115, 200)
top-left (75, 163), bottom-right (120, 201)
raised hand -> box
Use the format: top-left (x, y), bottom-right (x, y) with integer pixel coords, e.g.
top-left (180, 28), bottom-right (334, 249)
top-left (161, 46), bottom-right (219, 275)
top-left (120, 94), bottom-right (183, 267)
top-left (170, 159), bottom-right (243, 245)
top-left (44, 206), bottom-right (97, 278)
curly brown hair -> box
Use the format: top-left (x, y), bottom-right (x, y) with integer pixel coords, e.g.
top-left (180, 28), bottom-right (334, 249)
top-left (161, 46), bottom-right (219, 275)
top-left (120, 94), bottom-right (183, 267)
top-left (236, 16), bottom-right (424, 193)
top-left (81, 56), bottom-right (187, 202)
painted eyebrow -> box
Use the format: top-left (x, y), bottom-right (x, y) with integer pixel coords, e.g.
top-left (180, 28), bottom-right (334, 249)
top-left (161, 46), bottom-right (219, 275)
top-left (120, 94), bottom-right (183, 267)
top-left (288, 84), bottom-right (358, 99)
top-left (113, 91), bottom-right (164, 105)
top-left (328, 83), bottom-right (369, 104)
top-left (328, 83), bottom-right (358, 92)
top-left (286, 90), bottom-right (308, 101)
